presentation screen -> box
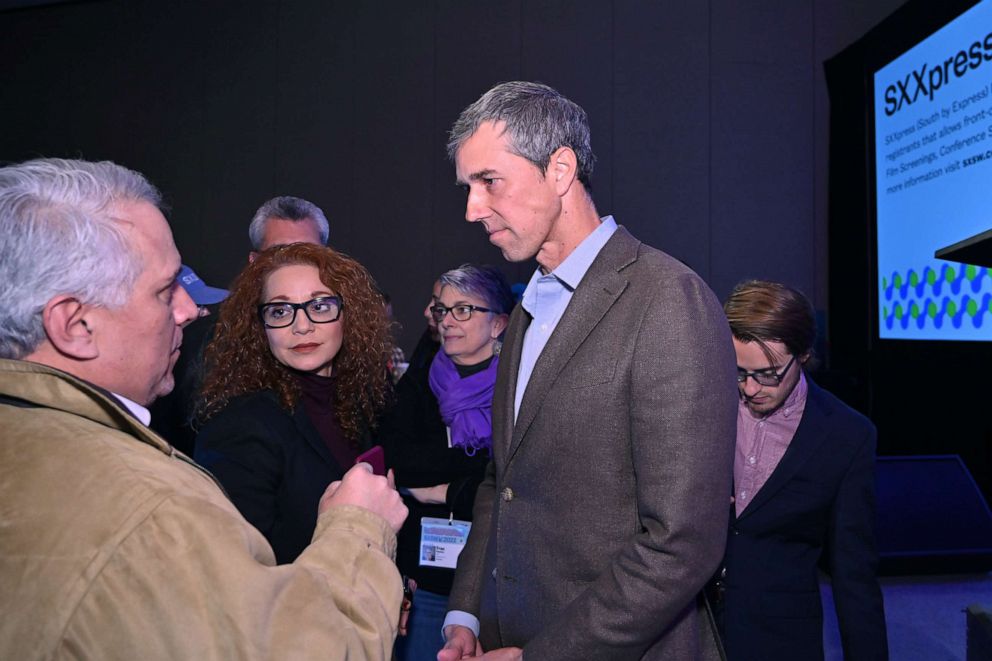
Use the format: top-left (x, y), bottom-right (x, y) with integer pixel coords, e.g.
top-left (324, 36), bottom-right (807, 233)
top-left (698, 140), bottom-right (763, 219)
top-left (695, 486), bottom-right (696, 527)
top-left (873, 0), bottom-right (992, 340)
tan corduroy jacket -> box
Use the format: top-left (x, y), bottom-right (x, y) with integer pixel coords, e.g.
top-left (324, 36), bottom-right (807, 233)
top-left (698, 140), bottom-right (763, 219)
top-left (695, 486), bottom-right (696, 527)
top-left (0, 358), bottom-right (401, 660)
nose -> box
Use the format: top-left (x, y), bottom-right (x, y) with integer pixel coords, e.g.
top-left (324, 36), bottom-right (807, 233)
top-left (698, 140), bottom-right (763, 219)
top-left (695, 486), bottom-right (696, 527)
top-left (741, 376), bottom-right (763, 397)
top-left (291, 307), bottom-right (314, 334)
top-left (464, 186), bottom-right (489, 223)
top-left (174, 285), bottom-right (198, 328)
top-left (438, 310), bottom-right (458, 330)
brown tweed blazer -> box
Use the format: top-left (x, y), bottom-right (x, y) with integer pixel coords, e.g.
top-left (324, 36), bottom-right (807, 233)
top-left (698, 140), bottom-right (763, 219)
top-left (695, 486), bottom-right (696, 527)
top-left (448, 227), bottom-right (738, 660)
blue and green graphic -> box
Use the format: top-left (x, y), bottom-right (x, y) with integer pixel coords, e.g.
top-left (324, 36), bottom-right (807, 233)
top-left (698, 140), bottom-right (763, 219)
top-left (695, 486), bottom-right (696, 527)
top-left (882, 264), bottom-right (992, 332)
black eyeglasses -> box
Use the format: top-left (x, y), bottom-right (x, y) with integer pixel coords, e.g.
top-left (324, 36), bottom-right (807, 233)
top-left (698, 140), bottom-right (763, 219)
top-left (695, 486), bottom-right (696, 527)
top-left (430, 304), bottom-right (494, 323)
top-left (737, 354), bottom-right (796, 387)
top-left (258, 296), bottom-right (343, 328)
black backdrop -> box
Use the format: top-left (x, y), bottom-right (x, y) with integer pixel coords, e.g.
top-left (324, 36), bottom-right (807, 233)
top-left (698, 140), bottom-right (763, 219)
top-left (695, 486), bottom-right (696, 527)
top-left (0, 0), bottom-right (905, 352)
top-left (17, 0), bottom-right (986, 494)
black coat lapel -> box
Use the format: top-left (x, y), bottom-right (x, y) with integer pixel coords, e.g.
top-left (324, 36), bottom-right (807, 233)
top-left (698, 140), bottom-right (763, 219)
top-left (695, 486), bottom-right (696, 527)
top-left (737, 380), bottom-right (832, 520)
top-left (292, 405), bottom-right (346, 475)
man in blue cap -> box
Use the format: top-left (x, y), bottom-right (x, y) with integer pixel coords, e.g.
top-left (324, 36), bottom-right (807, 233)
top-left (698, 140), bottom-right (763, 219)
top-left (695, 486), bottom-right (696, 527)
top-left (149, 265), bottom-right (228, 452)
top-left (177, 264), bottom-right (229, 317)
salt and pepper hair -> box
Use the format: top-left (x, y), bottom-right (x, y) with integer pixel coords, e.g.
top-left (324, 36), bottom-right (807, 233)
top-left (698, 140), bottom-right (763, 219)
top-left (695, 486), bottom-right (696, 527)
top-left (724, 279), bottom-right (816, 364)
top-left (0, 158), bottom-right (161, 359)
top-left (439, 264), bottom-right (515, 317)
top-left (248, 195), bottom-right (329, 249)
top-left (447, 81), bottom-right (597, 186)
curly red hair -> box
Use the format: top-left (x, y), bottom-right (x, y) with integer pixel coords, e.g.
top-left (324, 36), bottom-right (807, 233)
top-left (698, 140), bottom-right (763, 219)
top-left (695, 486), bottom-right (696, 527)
top-left (197, 243), bottom-right (391, 440)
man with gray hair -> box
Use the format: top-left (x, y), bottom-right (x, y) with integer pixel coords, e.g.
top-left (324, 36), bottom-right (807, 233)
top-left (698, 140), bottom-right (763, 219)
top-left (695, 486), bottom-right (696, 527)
top-left (0, 158), bottom-right (407, 659)
top-left (248, 194), bottom-right (329, 260)
top-left (439, 82), bottom-right (737, 660)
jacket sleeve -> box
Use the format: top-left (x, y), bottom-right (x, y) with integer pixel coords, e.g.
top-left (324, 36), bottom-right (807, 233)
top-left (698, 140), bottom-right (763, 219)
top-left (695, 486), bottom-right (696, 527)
top-left (446, 472), bottom-right (485, 521)
top-left (62, 495), bottom-right (402, 661)
top-left (523, 272), bottom-right (738, 659)
top-left (829, 424), bottom-right (889, 660)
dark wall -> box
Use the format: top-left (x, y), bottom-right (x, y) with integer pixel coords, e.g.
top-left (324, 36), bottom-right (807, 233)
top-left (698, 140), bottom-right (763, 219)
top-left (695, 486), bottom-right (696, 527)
top-left (0, 0), bottom-right (904, 354)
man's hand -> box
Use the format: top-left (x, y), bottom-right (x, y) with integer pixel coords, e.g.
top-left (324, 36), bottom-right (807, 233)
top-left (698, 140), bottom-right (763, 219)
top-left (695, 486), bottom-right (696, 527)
top-left (479, 647), bottom-right (524, 661)
top-left (477, 648), bottom-right (523, 660)
top-left (437, 625), bottom-right (481, 660)
top-left (319, 465), bottom-right (407, 533)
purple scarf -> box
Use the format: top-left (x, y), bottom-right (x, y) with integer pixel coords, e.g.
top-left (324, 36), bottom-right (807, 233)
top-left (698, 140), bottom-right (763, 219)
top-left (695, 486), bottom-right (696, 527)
top-left (428, 350), bottom-right (498, 456)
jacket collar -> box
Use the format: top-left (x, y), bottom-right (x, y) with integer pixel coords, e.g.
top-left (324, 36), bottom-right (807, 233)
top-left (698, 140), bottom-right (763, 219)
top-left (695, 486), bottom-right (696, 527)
top-left (0, 358), bottom-right (173, 456)
top-left (734, 379), bottom-right (833, 520)
top-left (505, 227), bottom-right (637, 464)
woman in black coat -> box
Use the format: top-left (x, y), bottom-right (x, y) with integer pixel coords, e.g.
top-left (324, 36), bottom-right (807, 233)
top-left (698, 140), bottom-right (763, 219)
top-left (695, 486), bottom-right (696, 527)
top-left (194, 243), bottom-right (391, 564)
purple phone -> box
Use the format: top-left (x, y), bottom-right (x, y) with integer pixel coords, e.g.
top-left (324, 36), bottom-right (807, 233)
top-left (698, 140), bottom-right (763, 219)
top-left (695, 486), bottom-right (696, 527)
top-left (355, 445), bottom-right (386, 476)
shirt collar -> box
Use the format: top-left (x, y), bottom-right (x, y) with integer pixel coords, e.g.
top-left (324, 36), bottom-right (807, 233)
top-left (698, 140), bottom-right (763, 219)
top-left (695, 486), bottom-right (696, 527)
top-left (551, 215), bottom-right (618, 290)
top-left (111, 392), bottom-right (152, 426)
top-left (780, 370), bottom-right (808, 419)
top-left (521, 215), bottom-right (618, 310)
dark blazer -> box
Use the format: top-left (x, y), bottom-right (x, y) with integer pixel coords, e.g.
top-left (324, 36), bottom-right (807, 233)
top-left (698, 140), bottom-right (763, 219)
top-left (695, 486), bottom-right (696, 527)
top-left (194, 391), bottom-right (348, 564)
top-left (448, 227), bottom-right (739, 660)
top-left (717, 380), bottom-right (888, 661)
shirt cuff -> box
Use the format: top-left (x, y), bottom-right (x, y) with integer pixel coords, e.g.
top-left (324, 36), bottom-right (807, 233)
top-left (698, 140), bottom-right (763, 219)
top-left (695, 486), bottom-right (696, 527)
top-left (442, 610), bottom-right (480, 638)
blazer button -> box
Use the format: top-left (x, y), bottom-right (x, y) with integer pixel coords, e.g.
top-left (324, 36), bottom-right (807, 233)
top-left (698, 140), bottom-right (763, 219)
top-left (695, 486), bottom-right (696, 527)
top-left (501, 487), bottom-right (514, 502)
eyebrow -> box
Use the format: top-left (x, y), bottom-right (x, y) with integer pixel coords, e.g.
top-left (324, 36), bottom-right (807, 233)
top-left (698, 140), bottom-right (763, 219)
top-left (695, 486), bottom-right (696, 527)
top-left (454, 169), bottom-right (497, 187)
top-left (737, 365), bottom-right (782, 373)
top-left (264, 290), bottom-right (334, 303)
top-left (160, 266), bottom-right (182, 290)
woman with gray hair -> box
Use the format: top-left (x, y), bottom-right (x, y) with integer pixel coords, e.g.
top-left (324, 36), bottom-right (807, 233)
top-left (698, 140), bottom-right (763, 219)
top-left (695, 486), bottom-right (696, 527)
top-left (379, 263), bottom-right (514, 661)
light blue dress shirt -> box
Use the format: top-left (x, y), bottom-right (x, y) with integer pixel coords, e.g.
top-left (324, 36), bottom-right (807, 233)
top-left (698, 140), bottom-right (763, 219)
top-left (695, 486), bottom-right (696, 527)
top-left (514, 216), bottom-right (618, 419)
top-left (442, 216), bottom-right (618, 640)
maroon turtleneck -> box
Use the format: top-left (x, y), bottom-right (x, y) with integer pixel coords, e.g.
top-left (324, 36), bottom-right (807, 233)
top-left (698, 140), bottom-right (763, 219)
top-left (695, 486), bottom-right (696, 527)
top-left (294, 371), bottom-right (358, 470)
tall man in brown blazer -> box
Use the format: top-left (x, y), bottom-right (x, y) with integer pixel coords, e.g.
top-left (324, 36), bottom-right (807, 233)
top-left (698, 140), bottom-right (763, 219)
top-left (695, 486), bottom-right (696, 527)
top-left (438, 82), bottom-right (738, 660)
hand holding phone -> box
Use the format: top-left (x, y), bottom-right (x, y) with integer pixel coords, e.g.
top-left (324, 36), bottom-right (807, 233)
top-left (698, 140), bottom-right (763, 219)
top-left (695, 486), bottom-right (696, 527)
top-left (355, 445), bottom-right (386, 476)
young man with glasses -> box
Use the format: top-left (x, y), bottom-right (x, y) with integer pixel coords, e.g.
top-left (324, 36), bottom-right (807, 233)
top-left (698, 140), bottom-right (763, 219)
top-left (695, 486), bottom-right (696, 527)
top-left (712, 280), bottom-right (888, 661)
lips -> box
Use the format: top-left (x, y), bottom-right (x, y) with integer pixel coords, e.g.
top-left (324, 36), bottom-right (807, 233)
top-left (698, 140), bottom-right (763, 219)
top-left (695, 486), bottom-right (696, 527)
top-left (291, 343), bottom-right (321, 353)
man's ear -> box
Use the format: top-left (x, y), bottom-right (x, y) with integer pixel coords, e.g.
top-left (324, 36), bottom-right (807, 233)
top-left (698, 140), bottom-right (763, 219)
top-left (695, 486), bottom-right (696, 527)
top-left (42, 296), bottom-right (99, 360)
top-left (549, 146), bottom-right (578, 196)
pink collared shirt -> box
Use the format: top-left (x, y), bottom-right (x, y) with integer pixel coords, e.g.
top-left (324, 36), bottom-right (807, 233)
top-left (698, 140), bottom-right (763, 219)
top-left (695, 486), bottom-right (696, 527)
top-left (734, 371), bottom-right (808, 517)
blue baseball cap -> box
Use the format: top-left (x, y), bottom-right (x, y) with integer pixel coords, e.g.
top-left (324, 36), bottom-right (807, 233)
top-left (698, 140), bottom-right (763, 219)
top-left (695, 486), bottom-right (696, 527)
top-left (178, 265), bottom-right (229, 305)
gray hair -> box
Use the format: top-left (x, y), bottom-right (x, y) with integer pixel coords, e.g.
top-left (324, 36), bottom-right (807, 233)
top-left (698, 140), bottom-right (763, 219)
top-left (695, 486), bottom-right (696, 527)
top-left (447, 81), bottom-right (596, 186)
top-left (248, 195), bottom-right (329, 249)
top-left (0, 158), bottom-right (161, 359)
top-left (439, 264), bottom-right (514, 316)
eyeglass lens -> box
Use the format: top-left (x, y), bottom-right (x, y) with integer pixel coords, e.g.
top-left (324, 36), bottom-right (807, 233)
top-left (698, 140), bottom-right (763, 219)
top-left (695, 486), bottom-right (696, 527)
top-left (737, 355), bottom-right (795, 387)
top-left (262, 297), bottom-right (341, 327)
top-left (431, 305), bottom-right (475, 323)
